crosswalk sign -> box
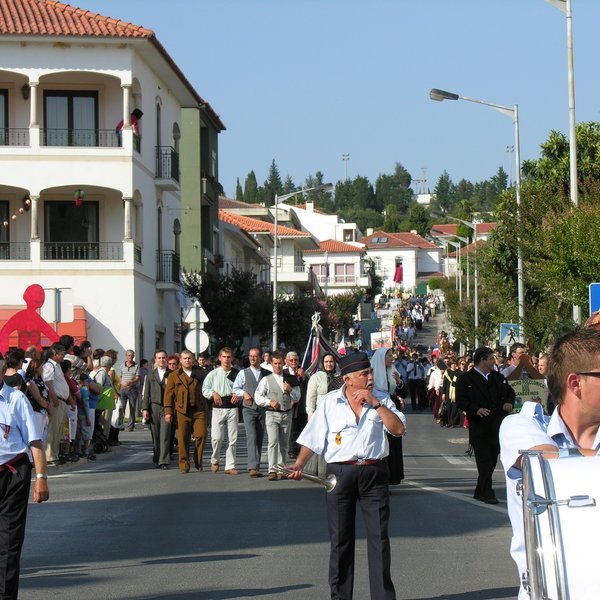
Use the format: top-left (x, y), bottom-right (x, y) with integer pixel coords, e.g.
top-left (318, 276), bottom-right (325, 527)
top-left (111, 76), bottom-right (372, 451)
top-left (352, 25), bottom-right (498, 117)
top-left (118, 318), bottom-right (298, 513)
top-left (499, 323), bottom-right (523, 345)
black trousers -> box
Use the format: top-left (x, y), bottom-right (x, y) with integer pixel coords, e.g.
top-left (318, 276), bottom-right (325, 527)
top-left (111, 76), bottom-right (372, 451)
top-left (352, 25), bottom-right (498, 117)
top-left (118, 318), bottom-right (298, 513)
top-left (408, 379), bottom-right (426, 411)
top-left (326, 462), bottom-right (396, 600)
top-left (471, 435), bottom-right (500, 500)
top-left (0, 460), bottom-right (32, 600)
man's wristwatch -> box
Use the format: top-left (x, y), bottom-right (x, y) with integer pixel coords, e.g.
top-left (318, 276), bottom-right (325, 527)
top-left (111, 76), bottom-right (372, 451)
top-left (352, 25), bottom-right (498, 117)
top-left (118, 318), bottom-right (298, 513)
top-left (36, 473), bottom-right (48, 480)
top-left (373, 402), bottom-right (384, 410)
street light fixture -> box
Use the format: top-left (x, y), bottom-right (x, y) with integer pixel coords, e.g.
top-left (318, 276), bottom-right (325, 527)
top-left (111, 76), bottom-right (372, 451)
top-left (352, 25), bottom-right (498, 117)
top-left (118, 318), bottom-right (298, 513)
top-left (446, 239), bottom-right (462, 303)
top-left (272, 183), bottom-right (333, 350)
top-left (545, 0), bottom-right (580, 323)
top-left (430, 88), bottom-right (525, 339)
top-left (455, 235), bottom-right (470, 300)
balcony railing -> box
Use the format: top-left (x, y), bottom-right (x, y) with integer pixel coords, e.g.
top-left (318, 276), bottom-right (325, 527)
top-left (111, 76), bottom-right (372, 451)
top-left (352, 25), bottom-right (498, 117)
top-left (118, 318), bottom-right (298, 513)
top-left (0, 128), bottom-right (30, 146)
top-left (40, 129), bottom-right (119, 147)
top-left (0, 242), bottom-right (30, 260)
top-left (43, 242), bottom-right (123, 260)
top-left (155, 146), bottom-right (179, 182)
top-left (317, 274), bottom-right (362, 285)
top-left (157, 250), bottom-right (180, 284)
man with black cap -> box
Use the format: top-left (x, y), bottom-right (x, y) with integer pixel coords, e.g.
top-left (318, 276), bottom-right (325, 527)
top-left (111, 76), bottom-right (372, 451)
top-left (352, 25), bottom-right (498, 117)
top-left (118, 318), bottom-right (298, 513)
top-left (288, 351), bottom-right (405, 600)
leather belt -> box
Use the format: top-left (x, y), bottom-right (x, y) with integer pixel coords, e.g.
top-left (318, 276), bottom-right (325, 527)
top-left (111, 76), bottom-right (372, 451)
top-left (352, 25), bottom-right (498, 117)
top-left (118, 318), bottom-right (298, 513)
top-left (338, 459), bottom-right (382, 466)
top-left (265, 407), bottom-right (291, 412)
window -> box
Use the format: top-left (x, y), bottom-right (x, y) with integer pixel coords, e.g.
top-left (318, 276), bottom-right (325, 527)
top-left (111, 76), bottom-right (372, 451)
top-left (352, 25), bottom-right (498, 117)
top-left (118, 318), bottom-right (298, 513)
top-left (0, 90), bottom-right (7, 145)
top-left (371, 237), bottom-right (379, 243)
top-left (44, 201), bottom-right (99, 259)
top-left (44, 91), bottom-right (98, 146)
top-left (0, 201), bottom-right (8, 259)
top-left (335, 263), bottom-right (355, 283)
top-left (343, 229), bottom-right (353, 242)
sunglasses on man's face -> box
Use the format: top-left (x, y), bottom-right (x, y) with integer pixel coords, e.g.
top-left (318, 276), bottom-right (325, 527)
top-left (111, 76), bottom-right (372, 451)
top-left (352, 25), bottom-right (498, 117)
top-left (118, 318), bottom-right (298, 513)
top-left (576, 372), bottom-right (600, 378)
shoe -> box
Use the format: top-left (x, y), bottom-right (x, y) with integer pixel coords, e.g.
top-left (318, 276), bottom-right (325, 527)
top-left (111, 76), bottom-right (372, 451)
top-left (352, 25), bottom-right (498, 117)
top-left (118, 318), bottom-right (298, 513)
top-left (194, 463), bottom-right (203, 471)
top-left (160, 465), bottom-right (169, 470)
top-left (484, 497), bottom-right (499, 504)
top-left (87, 454), bottom-right (96, 461)
top-left (210, 463), bottom-right (219, 473)
top-left (249, 469), bottom-right (260, 478)
top-left (180, 468), bottom-right (190, 474)
top-left (224, 469), bottom-right (239, 475)
top-left (268, 472), bottom-right (278, 481)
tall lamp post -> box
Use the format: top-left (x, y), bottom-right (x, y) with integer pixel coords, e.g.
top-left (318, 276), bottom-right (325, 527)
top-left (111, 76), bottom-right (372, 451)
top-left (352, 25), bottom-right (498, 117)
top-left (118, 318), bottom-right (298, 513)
top-left (342, 153), bottom-right (350, 181)
top-left (272, 183), bottom-right (333, 350)
top-left (446, 240), bottom-right (462, 303)
top-left (545, 0), bottom-right (580, 323)
top-left (455, 235), bottom-right (470, 300)
top-left (430, 88), bottom-right (525, 337)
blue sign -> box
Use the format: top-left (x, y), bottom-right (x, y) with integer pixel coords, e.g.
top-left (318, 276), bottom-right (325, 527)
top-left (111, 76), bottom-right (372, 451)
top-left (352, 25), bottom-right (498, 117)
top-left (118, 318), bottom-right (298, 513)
top-left (589, 283), bottom-right (600, 315)
top-left (499, 323), bottom-right (523, 345)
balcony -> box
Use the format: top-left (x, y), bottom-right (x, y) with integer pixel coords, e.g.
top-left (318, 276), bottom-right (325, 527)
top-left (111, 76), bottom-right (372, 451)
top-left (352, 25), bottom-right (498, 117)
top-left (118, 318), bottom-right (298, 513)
top-left (0, 242), bottom-right (30, 260)
top-left (155, 146), bottom-right (180, 190)
top-left (156, 250), bottom-right (180, 291)
top-left (0, 129), bottom-right (30, 146)
top-left (42, 242), bottom-right (123, 261)
top-left (316, 274), bottom-right (369, 288)
top-left (40, 129), bottom-right (119, 147)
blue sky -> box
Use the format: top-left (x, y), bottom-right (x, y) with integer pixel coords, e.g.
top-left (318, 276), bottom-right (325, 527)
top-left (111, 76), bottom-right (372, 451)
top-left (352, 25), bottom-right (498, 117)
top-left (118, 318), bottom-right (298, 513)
top-left (81, 0), bottom-right (600, 197)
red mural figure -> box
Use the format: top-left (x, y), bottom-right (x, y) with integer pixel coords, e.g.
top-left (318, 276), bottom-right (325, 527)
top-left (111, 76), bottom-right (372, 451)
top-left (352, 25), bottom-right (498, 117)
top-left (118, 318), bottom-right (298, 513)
top-left (0, 284), bottom-right (59, 354)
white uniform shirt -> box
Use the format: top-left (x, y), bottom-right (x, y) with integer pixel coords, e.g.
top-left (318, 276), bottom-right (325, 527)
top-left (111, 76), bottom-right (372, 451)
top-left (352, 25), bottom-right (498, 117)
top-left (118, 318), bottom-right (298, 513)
top-left (297, 386), bottom-right (405, 463)
top-left (0, 384), bottom-right (43, 464)
top-left (500, 401), bottom-right (600, 599)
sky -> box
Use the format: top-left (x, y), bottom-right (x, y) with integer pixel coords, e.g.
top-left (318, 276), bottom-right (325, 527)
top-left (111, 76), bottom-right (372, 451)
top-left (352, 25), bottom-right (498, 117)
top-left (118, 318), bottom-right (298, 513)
top-left (79, 0), bottom-right (600, 198)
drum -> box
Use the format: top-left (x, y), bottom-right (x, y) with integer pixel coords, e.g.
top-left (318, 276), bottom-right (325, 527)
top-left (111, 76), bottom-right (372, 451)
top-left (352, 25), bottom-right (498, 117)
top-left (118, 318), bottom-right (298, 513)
top-left (520, 452), bottom-right (600, 600)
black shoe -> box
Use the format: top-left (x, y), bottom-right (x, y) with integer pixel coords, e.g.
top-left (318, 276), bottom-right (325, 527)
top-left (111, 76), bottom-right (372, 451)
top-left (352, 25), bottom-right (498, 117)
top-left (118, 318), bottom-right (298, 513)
top-left (484, 497), bottom-right (499, 504)
top-left (160, 465), bottom-right (169, 470)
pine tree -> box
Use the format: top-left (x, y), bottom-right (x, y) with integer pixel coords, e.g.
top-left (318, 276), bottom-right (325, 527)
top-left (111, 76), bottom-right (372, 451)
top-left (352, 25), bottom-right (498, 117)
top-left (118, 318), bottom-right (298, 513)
top-left (243, 171), bottom-right (258, 203)
top-left (235, 177), bottom-right (243, 201)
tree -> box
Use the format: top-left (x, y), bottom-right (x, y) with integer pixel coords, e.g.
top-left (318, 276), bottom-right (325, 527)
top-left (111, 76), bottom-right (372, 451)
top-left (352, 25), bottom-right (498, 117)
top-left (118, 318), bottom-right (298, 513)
top-left (394, 162), bottom-right (412, 188)
top-left (243, 171), bottom-right (258, 204)
top-left (282, 174), bottom-right (296, 195)
top-left (326, 291), bottom-right (363, 338)
top-left (375, 173), bottom-right (411, 215)
top-left (402, 204), bottom-right (430, 236)
top-left (382, 204), bottom-right (401, 232)
top-left (235, 177), bottom-right (243, 201)
top-left (264, 159), bottom-right (284, 206)
top-left (433, 170), bottom-right (455, 213)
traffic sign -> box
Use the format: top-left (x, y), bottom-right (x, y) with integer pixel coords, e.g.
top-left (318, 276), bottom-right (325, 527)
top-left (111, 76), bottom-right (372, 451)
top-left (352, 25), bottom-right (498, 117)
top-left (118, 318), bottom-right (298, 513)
top-left (499, 323), bottom-right (523, 346)
top-left (184, 329), bottom-right (209, 354)
top-left (183, 301), bottom-right (208, 324)
top-left (589, 283), bottom-right (600, 315)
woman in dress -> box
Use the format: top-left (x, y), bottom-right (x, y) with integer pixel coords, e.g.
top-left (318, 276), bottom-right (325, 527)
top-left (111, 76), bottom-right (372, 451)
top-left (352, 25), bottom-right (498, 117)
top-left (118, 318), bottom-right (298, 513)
top-left (24, 358), bottom-right (52, 443)
top-left (370, 347), bottom-right (407, 485)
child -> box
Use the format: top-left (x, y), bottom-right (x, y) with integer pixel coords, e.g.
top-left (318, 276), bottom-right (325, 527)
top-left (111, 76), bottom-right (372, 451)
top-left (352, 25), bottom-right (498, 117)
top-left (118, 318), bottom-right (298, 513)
top-left (77, 373), bottom-right (95, 460)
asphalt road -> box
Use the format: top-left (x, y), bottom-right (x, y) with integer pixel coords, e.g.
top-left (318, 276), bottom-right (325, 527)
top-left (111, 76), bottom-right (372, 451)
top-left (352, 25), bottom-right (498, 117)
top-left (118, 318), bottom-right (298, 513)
top-left (19, 313), bottom-right (520, 599)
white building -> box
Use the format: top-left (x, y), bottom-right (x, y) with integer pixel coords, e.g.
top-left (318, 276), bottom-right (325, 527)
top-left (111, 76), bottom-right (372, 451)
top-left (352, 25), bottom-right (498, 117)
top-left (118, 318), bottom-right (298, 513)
top-left (361, 230), bottom-right (442, 292)
top-left (303, 240), bottom-right (370, 296)
top-left (0, 0), bottom-right (222, 357)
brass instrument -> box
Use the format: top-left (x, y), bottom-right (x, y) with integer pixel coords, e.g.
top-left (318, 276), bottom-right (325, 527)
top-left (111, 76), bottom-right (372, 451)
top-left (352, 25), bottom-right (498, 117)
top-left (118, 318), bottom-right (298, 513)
top-left (274, 464), bottom-right (337, 492)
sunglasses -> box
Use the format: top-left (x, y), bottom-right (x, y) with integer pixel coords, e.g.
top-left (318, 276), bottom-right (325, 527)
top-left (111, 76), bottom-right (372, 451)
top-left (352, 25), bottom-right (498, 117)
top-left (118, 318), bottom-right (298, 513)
top-left (576, 372), bottom-right (600, 378)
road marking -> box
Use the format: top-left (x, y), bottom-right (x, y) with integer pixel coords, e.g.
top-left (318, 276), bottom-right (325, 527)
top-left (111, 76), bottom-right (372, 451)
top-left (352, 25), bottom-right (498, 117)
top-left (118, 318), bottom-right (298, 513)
top-left (402, 479), bottom-right (507, 513)
top-left (442, 454), bottom-right (473, 465)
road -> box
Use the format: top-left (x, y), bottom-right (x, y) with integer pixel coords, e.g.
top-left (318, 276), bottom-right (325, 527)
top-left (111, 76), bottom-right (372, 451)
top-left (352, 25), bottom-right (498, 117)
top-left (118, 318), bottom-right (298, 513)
top-left (19, 313), bottom-right (520, 599)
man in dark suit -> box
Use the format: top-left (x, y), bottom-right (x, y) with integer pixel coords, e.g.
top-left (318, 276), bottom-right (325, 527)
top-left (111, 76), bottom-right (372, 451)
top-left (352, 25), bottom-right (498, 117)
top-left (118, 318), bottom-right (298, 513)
top-left (456, 346), bottom-right (515, 504)
top-left (141, 350), bottom-right (171, 469)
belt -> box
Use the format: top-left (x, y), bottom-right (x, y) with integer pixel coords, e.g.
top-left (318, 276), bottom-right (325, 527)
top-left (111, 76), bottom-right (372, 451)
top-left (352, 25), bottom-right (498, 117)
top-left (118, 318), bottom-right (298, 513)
top-left (0, 453), bottom-right (29, 475)
top-left (265, 407), bottom-right (291, 412)
top-left (338, 459), bottom-right (382, 466)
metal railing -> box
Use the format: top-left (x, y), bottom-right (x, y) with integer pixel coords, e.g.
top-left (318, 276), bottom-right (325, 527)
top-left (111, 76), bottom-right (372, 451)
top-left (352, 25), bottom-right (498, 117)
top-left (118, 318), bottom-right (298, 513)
top-left (156, 250), bottom-right (180, 284)
top-left (40, 129), bottom-right (119, 147)
top-left (0, 129), bottom-right (30, 146)
top-left (155, 146), bottom-right (180, 181)
top-left (0, 242), bottom-right (30, 260)
top-left (134, 244), bottom-right (142, 264)
top-left (42, 242), bottom-right (123, 260)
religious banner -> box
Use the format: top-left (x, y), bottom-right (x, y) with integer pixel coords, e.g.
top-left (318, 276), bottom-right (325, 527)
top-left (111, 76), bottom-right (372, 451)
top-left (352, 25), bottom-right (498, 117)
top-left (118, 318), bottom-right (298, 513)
top-left (506, 355), bottom-right (548, 412)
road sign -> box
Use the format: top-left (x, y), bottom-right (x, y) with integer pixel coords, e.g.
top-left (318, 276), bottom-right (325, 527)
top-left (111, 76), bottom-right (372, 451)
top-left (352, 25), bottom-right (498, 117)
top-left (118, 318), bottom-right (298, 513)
top-left (499, 323), bottom-right (523, 345)
top-left (184, 329), bottom-right (209, 354)
top-left (589, 283), bottom-right (600, 315)
top-left (183, 301), bottom-right (208, 324)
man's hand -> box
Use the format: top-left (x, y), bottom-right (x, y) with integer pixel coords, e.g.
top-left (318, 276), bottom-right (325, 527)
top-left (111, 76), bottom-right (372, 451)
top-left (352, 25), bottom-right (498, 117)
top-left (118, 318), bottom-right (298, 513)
top-left (231, 394), bottom-right (240, 405)
top-left (286, 462), bottom-right (303, 480)
top-left (165, 414), bottom-right (172, 424)
top-left (33, 478), bottom-right (49, 503)
top-left (244, 393), bottom-right (253, 406)
top-left (213, 392), bottom-right (222, 407)
top-left (270, 400), bottom-right (281, 410)
top-left (502, 402), bottom-right (513, 413)
top-left (352, 388), bottom-right (379, 407)
top-left (283, 382), bottom-right (292, 394)
top-left (476, 408), bottom-right (491, 417)
top-left (142, 409), bottom-right (151, 423)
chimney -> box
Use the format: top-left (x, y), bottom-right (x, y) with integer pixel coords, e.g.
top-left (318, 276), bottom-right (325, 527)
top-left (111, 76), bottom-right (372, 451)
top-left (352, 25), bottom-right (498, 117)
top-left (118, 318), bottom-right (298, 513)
top-left (367, 228), bottom-right (374, 236)
top-left (305, 200), bottom-right (314, 213)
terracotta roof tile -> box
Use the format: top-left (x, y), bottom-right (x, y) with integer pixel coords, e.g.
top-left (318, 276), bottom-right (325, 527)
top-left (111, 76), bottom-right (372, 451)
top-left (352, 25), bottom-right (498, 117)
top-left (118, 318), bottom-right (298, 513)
top-left (0, 0), bottom-right (154, 37)
top-left (305, 239), bottom-right (364, 254)
top-left (219, 197), bottom-right (265, 210)
top-left (431, 222), bottom-right (496, 237)
top-left (361, 230), bottom-right (438, 250)
top-left (219, 209), bottom-right (309, 237)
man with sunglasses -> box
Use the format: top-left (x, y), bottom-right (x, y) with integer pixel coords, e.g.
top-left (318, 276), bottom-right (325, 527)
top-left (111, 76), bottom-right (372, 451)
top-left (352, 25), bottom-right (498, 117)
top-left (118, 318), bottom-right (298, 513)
top-left (500, 328), bottom-right (600, 599)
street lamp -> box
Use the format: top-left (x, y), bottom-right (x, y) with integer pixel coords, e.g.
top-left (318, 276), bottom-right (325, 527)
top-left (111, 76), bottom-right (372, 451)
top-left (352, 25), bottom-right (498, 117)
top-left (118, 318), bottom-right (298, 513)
top-left (272, 183), bottom-right (333, 350)
top-left (545, 0), bottom-right (580, 323)
top-left (430, 88), bottom-right (525, 337)
top-left (446, 239), bottom-right (462, 303)
top-left (455, 235), bottom-right (470, 300)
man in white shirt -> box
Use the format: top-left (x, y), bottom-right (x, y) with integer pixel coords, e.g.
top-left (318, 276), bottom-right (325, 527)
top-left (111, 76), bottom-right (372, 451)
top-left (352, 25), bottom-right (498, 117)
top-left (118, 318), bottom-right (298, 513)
top-left (287, 352), bottom-right (405, 600)
top-left (500, 328), bottom-right (600, 599)
top-left (255, 352), bottom-right (300, 480)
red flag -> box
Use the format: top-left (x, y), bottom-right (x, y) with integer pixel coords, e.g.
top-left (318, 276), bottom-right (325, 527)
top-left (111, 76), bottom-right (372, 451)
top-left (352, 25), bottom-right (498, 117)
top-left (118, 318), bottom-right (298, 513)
top-left (337, 337), bottom-right (346, 356)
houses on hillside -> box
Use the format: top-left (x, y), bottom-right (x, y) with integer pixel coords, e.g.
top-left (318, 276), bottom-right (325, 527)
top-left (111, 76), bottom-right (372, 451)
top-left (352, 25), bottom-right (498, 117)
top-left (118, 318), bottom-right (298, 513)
top-left (0, 0), bottom-right (223, 356)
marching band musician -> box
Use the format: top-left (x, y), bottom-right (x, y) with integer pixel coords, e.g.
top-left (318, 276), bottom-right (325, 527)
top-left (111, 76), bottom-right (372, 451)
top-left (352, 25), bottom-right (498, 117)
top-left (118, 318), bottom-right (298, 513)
top-left (500, 328), bottom-right (600, 599)
top-left (287, 352), bottom-right (405, 600)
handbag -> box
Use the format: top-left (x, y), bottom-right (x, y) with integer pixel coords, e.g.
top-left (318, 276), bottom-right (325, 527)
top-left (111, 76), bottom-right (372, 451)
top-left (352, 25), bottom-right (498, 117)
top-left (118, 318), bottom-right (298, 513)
top-left (439, 400), bottom-right (448, 418)
top-left (96, 386), bottom-right (116, 411)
